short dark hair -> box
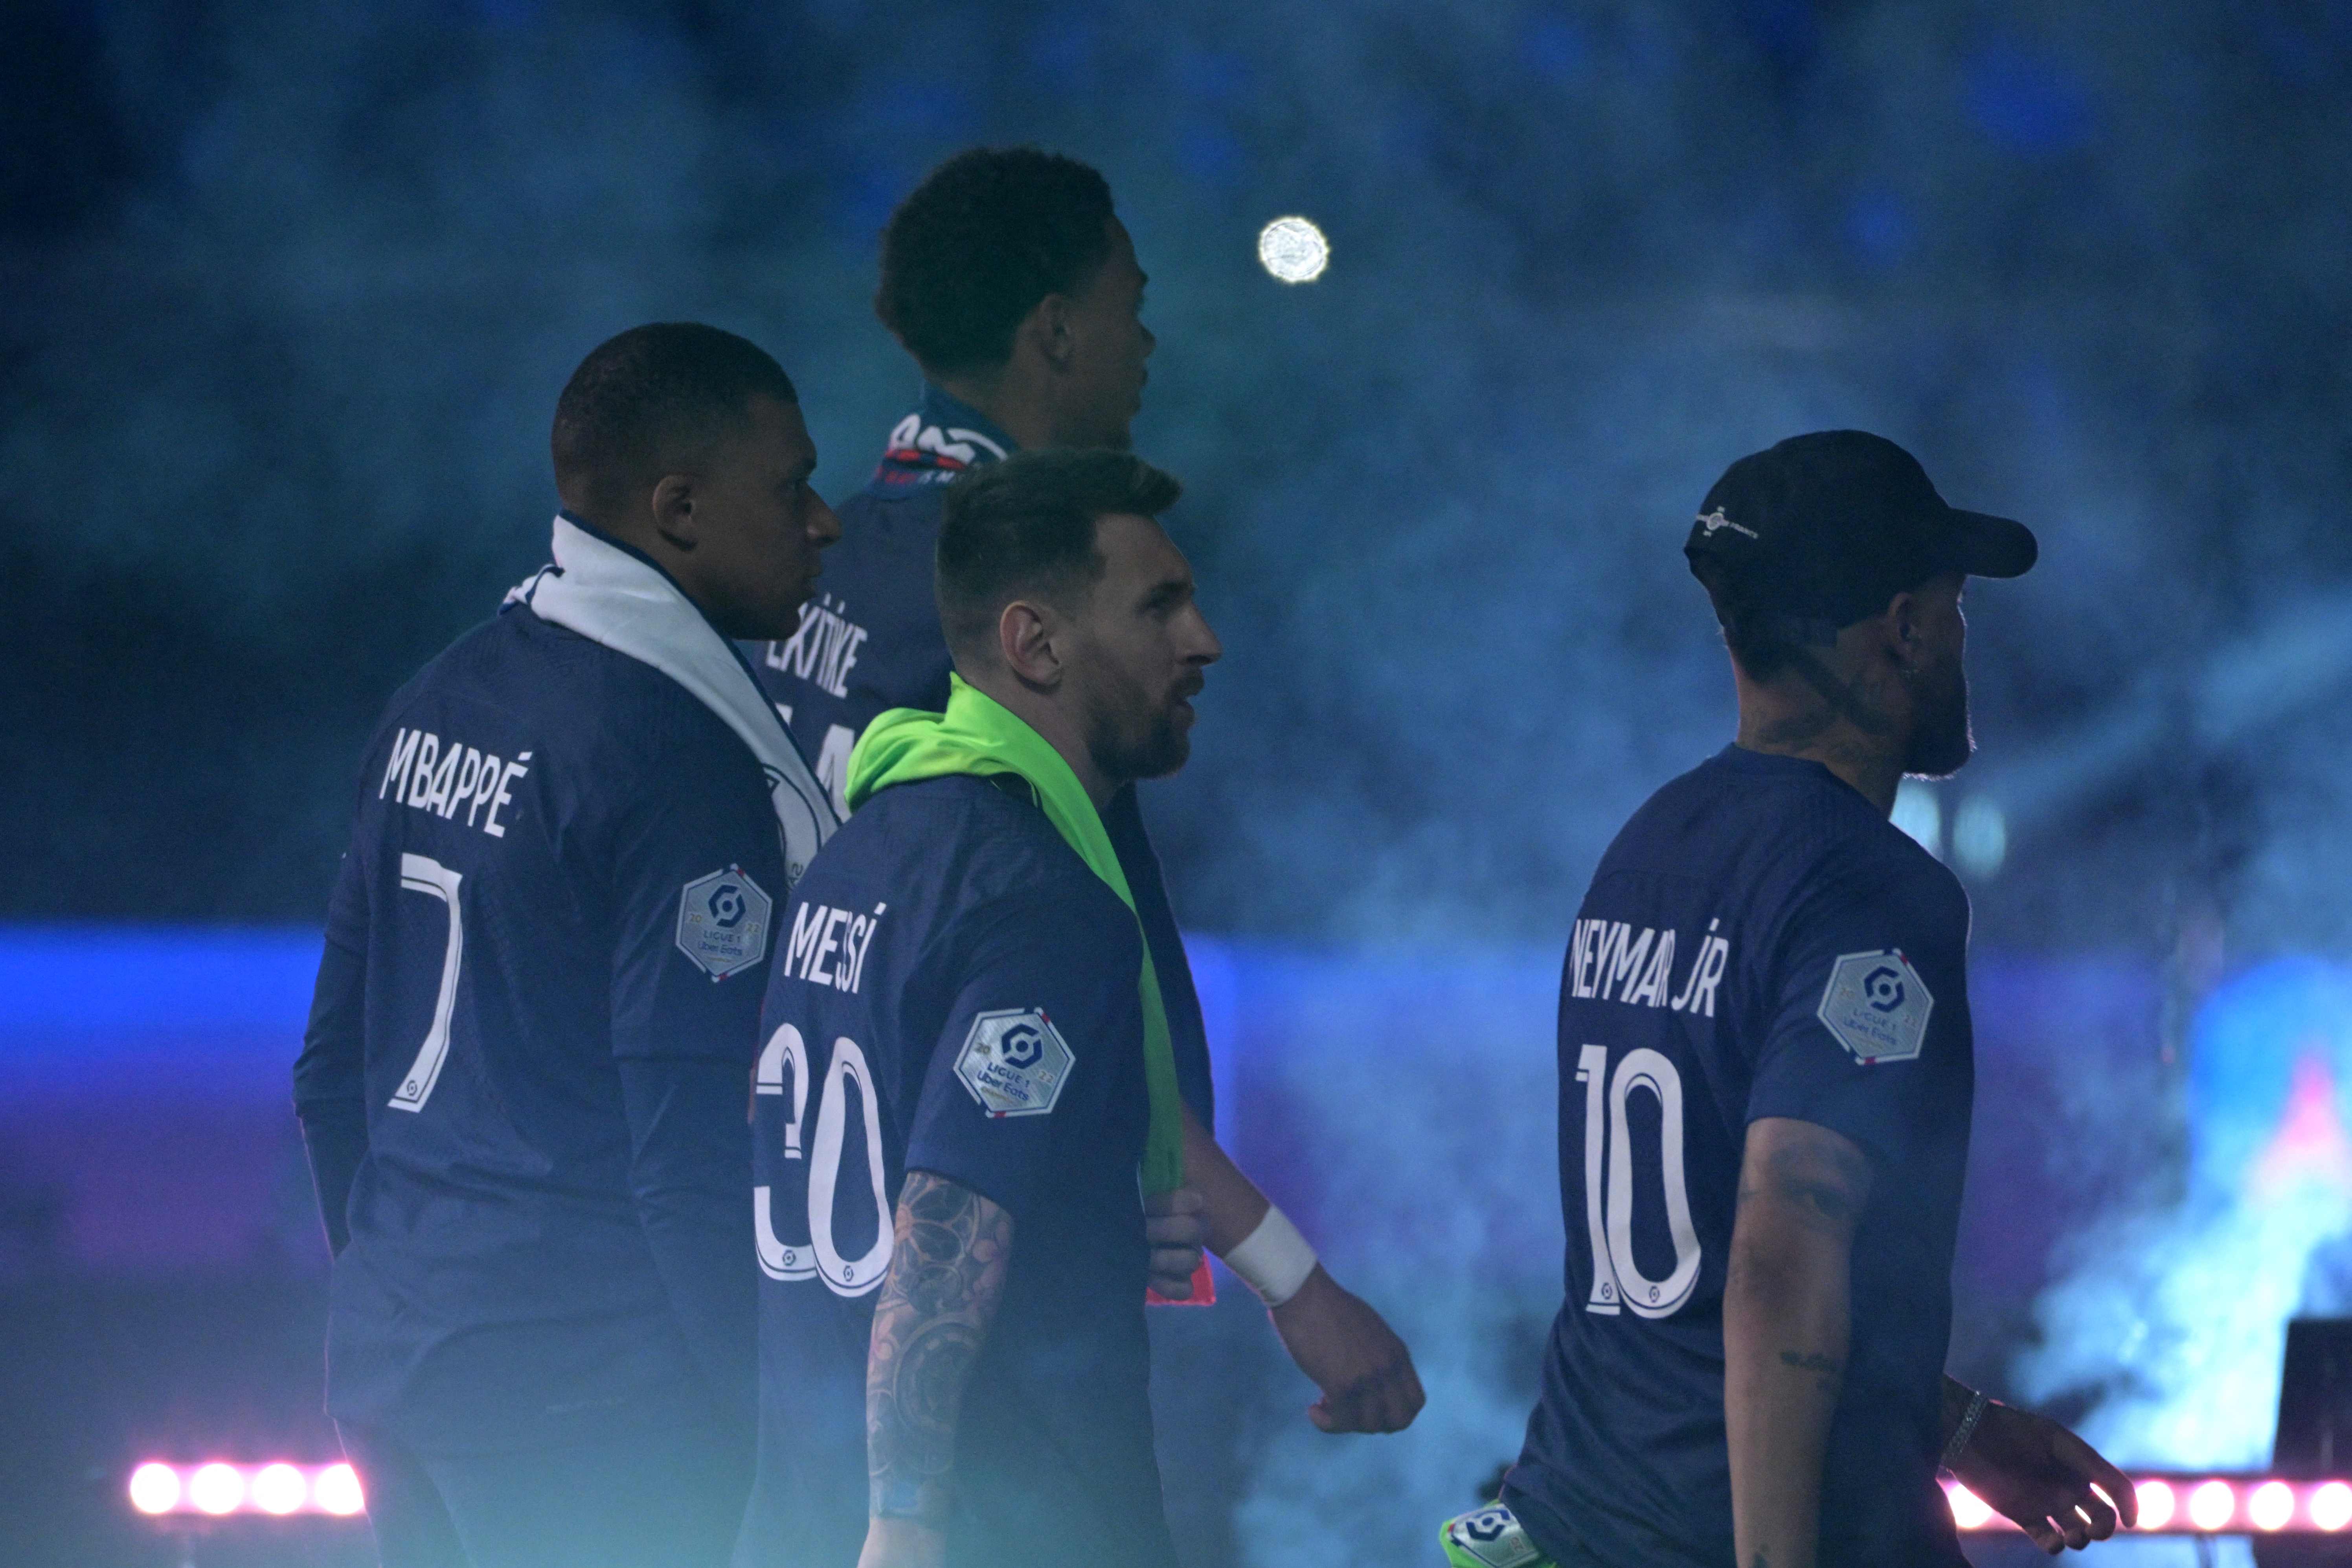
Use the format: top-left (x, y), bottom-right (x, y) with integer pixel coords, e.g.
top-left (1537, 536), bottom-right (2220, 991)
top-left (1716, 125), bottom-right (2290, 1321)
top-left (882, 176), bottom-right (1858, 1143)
top-left (551, 323), bottom-right (797, 510)
top-left (937, 449), bottom-right (1182, 661)
top-left (1687, 553), bottom-right (1816, 680)
top-left (876, 147), bottom-right (1117, 377)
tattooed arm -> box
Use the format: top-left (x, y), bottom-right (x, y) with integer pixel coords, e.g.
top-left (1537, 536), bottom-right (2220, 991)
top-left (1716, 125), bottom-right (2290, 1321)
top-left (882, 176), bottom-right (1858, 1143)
top-left (856, 1171), bottom-right (1015, 1568)
top-left (1724, 1116), bottom-right (1874, 1568)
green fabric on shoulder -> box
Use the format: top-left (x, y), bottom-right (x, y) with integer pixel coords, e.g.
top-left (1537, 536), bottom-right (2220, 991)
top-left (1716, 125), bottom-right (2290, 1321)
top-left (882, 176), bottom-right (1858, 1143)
top-left (847, 674), bottom-right (1184, 1196)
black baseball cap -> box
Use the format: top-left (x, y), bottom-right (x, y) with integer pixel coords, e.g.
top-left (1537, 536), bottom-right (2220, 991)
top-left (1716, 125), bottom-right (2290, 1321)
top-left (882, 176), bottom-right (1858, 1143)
top-left (1683, 430), bottom-right (2037, 642)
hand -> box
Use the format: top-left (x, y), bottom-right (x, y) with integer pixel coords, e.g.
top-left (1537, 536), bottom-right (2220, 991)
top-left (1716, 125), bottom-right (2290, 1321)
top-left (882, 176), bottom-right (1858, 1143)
top-left (1950, 1401), bottom-right (2137, 1553)
top-left (1144, 1185), bottom-right (1207, 1299)
top-left (856, 1516), bottom-right (946, 1568)
top-left (1267, 1266), bottom-right (1425, 1433)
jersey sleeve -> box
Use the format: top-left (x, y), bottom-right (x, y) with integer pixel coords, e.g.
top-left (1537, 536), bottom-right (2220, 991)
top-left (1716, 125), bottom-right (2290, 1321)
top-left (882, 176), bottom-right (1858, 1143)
top-left (1746, 845), bottom-right (1970, 1169)
top-left (293, 846), bottom-right (370, 1256)
top-left (605, 714), bottom-right (790, 1066)
top-left (902, 883), bottom-right (1143, 1221)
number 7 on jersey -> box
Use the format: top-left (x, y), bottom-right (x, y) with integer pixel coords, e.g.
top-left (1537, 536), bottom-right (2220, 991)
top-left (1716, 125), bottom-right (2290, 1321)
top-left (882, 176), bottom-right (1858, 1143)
top-left (388, 853), bottom-right (464, 1113)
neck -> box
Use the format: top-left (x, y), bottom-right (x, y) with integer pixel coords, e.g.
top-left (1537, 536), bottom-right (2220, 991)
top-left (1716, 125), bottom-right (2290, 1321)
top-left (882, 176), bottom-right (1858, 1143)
top-left (965, 670), bottom-right (1118, 809)
top-left (933, 366), bottom-right (1065, 453)
top-left (1734, 660), bottom-right (1906, 815)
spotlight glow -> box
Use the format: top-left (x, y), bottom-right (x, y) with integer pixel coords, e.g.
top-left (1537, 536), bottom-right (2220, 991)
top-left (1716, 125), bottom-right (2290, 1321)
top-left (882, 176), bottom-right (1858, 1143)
top-left (2135, 1479), bottom-right (2176, 1530)
top-left (2251, 1481), bottom-right (2295, 1531)
top-left (250, 1463), bottom-right (306, 1516)
top-left (2188, 1480), bottom-right (2237, 1532)
top-left (1256, 216), bottom-right (1329, 283)
top-left (314, 1463), bottom-right (366, 1517)
top-left (188, 1463), bottom-right (244, 1516)
top-left (2312, 1481), bottom-right (2352, 1531)
top-left (1946, 1484), bottom-right (1994, 1529)
top-left (127, 1463), bottom-right (180, 1516)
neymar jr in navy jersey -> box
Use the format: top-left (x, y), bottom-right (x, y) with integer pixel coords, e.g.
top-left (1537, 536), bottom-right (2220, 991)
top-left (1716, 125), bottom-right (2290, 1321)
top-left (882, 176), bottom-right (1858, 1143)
top-left (295, 325), bottom-right (839, 1568)
top-left (1458, 434), bottom-right (2134, 1568)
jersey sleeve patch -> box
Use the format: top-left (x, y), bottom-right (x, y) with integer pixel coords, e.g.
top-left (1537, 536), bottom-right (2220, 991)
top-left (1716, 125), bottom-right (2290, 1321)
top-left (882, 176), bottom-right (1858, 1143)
top-left (953, 1008), bottom-right (1074, 1118)
top-left (675, 866), bottom-right (773, 980)
top-left (1817, 949), bottom-right (1933, 1064)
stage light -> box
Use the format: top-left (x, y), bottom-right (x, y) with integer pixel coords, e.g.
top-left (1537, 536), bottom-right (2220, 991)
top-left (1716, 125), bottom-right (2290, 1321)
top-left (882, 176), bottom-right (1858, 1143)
top-left (314, 1462), bottom-right (365, 1516)
top-left (2250, 1480), bottom-right (2294, 1530)
top-left (2136, 1478), bottom-right (2177, 1529)
top-left (124, 1461), bottom-right (367, 1518)
top-left (2189, 1479), bottom-right (2237, 1531)
top-left (2312, 1480), bottom-right (2352, 1531)
top-left (250, 1463), bottom-right (306, 1515)
top-left (127, 1462), bottom-right (180, 1515)
top-left (1257, 217), bottom-right (1329, 283)
top-left (188, 1462), bottom-right (244, 1516)
top-left (1946, 1483), bottom-right (1993, 1529)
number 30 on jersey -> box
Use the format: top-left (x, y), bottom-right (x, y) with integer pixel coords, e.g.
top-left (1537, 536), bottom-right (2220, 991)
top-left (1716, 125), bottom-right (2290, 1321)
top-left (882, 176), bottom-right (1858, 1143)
top-left (752, 1022), bottom-right (893, 1298)
top-left (1577, 1044), bottom-right (1702, 1320)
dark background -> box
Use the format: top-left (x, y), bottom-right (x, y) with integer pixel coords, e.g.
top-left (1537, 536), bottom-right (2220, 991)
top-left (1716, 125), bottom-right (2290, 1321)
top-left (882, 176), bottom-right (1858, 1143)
top-left (6, 2), bottom-right (2352, 1565)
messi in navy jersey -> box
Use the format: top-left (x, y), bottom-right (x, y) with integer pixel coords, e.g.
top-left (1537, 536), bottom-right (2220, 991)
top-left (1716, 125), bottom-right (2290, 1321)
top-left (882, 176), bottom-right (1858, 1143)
top-left (741, 450), bottom-right (1423, 1568)
top-left (295, 325), bottom-right (839, 1568)
top-left (1463, 434), bottom-right (2133, 1568)
top-left (748, 146), bottom-right (1224, 1137)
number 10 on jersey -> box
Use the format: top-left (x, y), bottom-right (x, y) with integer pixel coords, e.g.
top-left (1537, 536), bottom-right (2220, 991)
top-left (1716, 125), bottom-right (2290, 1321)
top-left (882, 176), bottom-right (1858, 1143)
top-left (1577, 1044), bottom-right (1703, 1320)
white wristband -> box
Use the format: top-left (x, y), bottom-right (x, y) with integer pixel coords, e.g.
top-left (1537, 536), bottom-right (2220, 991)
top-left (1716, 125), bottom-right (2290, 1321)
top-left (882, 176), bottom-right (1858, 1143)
top-left (1222, 1204), bottom-right (1318, 1307)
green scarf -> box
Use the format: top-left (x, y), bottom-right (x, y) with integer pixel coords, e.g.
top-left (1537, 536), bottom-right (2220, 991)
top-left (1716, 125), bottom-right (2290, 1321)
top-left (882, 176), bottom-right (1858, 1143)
top-left (846, 675), bottom-right (1184, 1195)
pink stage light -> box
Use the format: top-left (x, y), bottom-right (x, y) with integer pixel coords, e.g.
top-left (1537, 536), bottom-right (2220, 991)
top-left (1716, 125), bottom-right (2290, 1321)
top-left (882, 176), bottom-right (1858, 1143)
top-left (124, 1462), bottom-right (367, 1519)
top-left (1944, 1474), bottom-right (2352, 1535)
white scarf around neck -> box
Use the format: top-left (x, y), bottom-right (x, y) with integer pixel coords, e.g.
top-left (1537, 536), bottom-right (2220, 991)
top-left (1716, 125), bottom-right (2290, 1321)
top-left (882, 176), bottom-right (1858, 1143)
top-left (507, 513), bottom-right (835, 882)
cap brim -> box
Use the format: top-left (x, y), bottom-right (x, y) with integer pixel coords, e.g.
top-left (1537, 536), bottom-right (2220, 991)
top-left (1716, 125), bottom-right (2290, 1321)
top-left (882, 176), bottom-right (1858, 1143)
top-left (1947, 509), bottom-right (2038, 579)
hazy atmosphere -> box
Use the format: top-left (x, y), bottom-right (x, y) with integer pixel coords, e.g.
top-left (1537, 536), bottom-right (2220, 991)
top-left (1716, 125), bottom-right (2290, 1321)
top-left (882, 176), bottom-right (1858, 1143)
top-left (5, 2), bottom-right (2352, 1565)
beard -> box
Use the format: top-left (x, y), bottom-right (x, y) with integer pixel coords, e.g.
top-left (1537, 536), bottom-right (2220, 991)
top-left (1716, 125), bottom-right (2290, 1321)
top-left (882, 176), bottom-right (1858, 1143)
top-left (1083, 667), bottom-right (1196, 785)
top-left (1900, 648), bottom-right (1973, 779)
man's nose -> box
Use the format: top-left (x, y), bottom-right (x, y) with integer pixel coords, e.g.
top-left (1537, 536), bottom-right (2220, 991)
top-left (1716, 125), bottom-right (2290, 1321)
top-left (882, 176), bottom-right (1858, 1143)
top-left (810, 493), bottom-right (843, 545)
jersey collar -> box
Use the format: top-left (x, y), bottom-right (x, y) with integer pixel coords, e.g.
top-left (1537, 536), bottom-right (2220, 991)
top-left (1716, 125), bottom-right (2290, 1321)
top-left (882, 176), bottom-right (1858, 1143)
top-left (866, 383), bottom-right (1018, 492)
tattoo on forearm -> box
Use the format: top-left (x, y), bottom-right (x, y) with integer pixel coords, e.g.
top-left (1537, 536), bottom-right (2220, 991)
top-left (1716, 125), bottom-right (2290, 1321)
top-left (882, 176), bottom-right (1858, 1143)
top-left (1779, 1349), bottom-right (1845, 1393)
top-left (866, 1171), bottom-right (1013, 1524)
top-left (1736, 1140), bottom-right (1871, 1233)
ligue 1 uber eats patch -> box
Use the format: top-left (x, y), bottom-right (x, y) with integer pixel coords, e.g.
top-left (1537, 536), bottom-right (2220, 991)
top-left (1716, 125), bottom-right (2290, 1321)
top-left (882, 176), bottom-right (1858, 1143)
top-left (954, 1008), bottom-right (1074, 1118)
top-left (675, 866), bottom-right (774, 980)
top-left (1817, 949), bottom-right (1933, 1064)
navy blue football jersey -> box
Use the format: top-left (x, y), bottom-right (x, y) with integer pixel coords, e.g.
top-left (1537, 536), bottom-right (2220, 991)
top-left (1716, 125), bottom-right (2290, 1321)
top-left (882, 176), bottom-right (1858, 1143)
top-left (295, 601), bottom-right (787, 1454)
top-left (752, 384), bottom-right (1215, 1131)
top-left (1505, 746), bottom-right (1974, 1568)
top-left (734, 773), bottom-right (1173, 1568)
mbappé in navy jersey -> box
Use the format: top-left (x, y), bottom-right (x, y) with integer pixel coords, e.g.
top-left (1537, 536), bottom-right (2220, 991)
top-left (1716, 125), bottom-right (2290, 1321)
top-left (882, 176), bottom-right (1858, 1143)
top-left (296, 602), bottom-right (786, 1453)
top-left (1504, 745), bottom-right (1973, 1568)
top-left (735, 773), bottom-right (1172, 1568)
top-left (750, 382), bottom-right (1216, 1130)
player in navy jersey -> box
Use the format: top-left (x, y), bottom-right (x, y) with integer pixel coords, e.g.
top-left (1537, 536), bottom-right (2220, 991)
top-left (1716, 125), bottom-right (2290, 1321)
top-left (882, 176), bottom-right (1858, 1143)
top-left (738, 451), bottom-right (1423, 1568)
top-left (294, 324), bottom-right (840, 1568)
top-left (1448, 434), bottom-right (2133, 1568)
top-left (748, 147), bottom-right (1229, 1151)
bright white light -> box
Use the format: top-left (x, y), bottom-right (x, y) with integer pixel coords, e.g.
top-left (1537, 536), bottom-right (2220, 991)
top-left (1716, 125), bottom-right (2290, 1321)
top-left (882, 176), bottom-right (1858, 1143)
top-left (314, 1463), bottom-right (365, 1517)
top-left (2188, 1480), bottom-right (2237, 1531)
top-left (1946, 1483), bottom-right (1994, 1529)
top-left (1257, 216), bottom-right (1329, 283)
top-left (188, 1463), bottom-right (244, 1516)
top-left (251, 1463), bottom-right (306, 1516)
top-left (2311, 1481), bottom-right (2352, 1531)
top-left (1892, 779), bottom-right (1943, 857)
top-left (2135, 1479), bottom-right (2176, 1530)
top-left (2250, 1481), bottom-right (2295, 1531)
top-left (127, 1463), bottom-right (180, 1515)
top-left (1952, 796), bottom-right (2007, 878)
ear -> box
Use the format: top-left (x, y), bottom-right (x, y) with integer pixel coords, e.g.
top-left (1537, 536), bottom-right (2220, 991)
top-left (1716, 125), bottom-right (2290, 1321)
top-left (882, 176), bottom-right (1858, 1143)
top-left (1017, 292), bottom-right (1079, 373)
top-left (998, 599), bottom-right (1066, 689)
top-left (650, 472), bottom-right (698, 550)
